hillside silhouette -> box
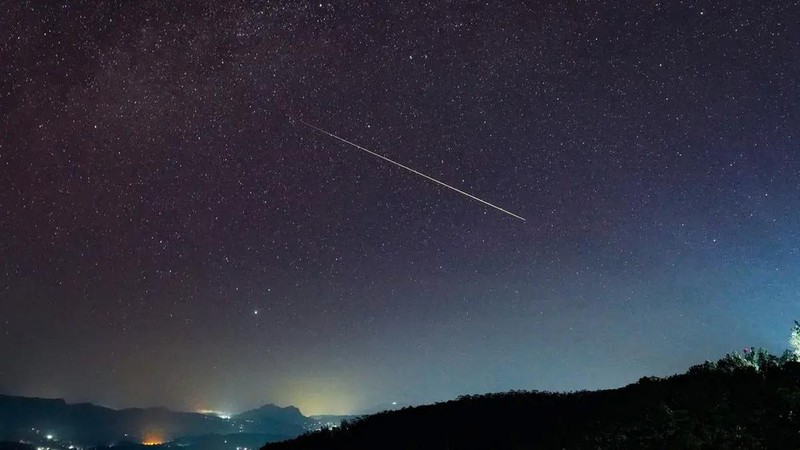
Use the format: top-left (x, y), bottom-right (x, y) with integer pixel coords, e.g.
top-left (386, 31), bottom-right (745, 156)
top-left (0, 395), bottom-right (312, 447)
top-left (263, 348), bottom-right (800, 449)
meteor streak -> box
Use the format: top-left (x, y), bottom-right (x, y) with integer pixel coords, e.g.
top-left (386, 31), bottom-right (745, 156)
top-left (299, 120), bottom-right (526, 221)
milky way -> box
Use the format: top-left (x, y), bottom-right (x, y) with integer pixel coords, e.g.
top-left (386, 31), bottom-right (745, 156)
top-left (1, 1), bottom-right (799, 415)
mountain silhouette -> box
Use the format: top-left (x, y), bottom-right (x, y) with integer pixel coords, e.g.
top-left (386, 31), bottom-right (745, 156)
top-left (234, 404), bottom-right (314, 436)
top-left (263, 352), bottom-right (800, 449)
top-left (0, 395), bottom-right (311, 447)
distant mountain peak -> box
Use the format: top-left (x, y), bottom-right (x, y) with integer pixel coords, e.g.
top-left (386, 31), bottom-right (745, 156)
top-left (236, 403), bottom-right (307, 422)
top-left (254, 403), bottom-right (299, 412)
top-left (0, 394), bottom-right (311, 446)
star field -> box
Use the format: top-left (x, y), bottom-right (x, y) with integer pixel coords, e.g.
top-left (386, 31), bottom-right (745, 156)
top-left (1, 1), bottom-right (799, 415)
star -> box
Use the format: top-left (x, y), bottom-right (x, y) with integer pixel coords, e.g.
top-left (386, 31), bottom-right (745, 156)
top-left (1, 0), bottom-right (796, 418)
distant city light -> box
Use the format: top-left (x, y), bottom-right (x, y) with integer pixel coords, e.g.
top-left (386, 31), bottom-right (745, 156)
top-left (198, 409), bottom-right (232, 419)
top-left (142, 431), bottom-right (165, 446)
top-left (46, 435), bottom-right (53, 440)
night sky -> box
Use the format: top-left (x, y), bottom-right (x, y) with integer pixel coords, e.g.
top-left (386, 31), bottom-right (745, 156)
top-left (1, 1), bottom-right (799, 416)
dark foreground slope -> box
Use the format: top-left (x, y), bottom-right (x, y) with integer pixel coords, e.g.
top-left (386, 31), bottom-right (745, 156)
top-left (264, 356), bottom-right (800, 450)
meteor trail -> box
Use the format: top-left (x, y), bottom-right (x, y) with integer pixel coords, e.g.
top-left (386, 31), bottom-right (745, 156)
top-left (299, 120), bottom-right (526, 221)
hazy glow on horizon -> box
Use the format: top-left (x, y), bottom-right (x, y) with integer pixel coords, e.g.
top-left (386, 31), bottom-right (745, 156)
top-left (141, 429), bottom-right (165, 446)
top-left (2, 0), bottom-right (798, 415)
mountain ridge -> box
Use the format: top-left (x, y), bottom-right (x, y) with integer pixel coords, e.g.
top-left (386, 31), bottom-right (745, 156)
top-left (263, 350), bottom-right (800, 449)
top-left (0, 394), bottom-right (313, 447)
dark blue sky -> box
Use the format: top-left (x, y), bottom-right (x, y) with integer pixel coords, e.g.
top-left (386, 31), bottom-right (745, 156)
top-left (1, 0), bottom-right (799, 415)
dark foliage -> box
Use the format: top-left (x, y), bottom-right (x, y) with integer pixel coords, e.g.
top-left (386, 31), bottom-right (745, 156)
top-left (263, 353), bottom-right (800, 450)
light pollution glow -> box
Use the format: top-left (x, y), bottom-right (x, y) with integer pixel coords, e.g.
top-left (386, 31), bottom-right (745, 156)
top-left (141, 429), bottom-right (165, 446)
top-left (278, 376), bottom-right (362, 416)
